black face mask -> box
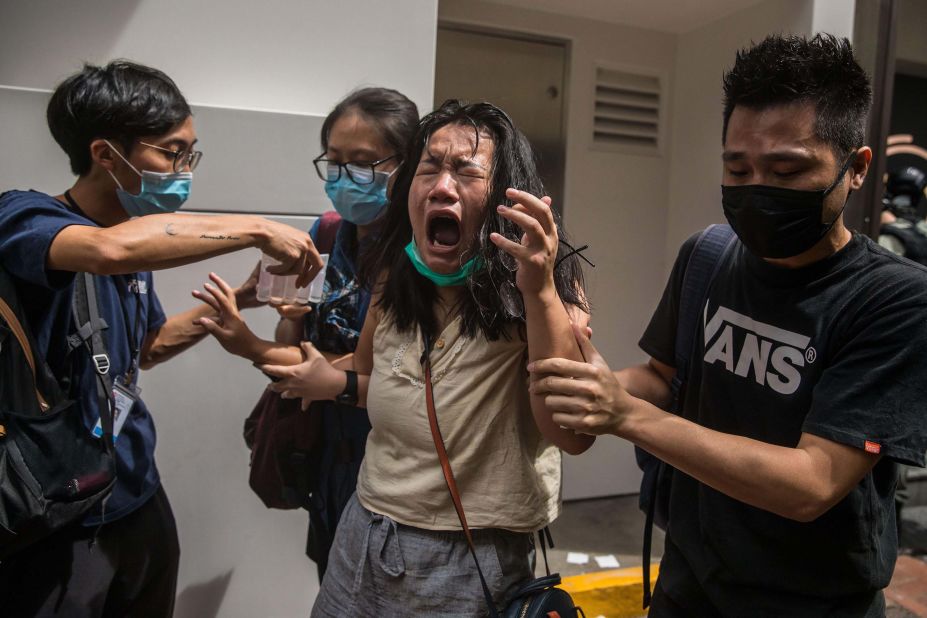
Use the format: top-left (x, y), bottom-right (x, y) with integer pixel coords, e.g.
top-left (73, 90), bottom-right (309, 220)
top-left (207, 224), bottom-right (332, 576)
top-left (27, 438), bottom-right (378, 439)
top-left (721, 153), bottom-right (856, 259)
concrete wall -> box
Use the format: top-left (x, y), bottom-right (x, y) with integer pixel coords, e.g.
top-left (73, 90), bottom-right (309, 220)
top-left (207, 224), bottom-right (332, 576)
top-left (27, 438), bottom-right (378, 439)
top-left (0, 2), bottom-right (437, 617)
top-left (663, 0), bottom-right (815, 269)
top-left (439, 0), bottom-right (678, 499)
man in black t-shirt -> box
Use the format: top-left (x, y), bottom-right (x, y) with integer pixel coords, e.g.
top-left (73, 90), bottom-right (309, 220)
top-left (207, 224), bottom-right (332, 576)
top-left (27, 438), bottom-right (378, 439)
top-left (531, 34), bottom-right (927, 617)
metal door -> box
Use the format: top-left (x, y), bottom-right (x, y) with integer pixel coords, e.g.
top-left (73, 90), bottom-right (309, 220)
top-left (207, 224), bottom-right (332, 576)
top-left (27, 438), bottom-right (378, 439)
top-left (434, 26), bottom-right (567, 213)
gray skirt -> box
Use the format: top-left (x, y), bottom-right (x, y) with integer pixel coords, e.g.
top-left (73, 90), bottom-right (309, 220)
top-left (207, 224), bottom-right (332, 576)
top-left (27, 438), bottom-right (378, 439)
top-left (311, 493), bottom-right (536, 617)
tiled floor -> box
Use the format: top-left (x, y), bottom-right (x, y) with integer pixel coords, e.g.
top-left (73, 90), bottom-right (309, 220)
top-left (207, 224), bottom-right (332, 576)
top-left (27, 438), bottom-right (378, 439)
top-left (546, 497), bottom-right (927, 617)
top-left (546, 494), bottom-right (662, 577)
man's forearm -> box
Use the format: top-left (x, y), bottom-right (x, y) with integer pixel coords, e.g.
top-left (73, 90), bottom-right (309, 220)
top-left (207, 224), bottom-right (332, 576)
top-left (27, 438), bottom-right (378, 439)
top-left (619, 399), bottom-right (874, 522)
top-left (50, 213), bottom-right (269, 275)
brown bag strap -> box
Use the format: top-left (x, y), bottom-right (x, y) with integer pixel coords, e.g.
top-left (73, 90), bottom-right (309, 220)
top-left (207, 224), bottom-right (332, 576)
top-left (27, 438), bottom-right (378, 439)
top-left (0, 296), bottom-right (49, 411)
top-left (421, 334), bottom-right (500, 618)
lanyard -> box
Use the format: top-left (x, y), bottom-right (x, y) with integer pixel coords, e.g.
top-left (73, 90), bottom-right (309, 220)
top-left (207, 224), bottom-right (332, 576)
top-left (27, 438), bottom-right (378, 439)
top-left (115, 279), bottom-right (144, 385)
top-left (63, 191), bottom-right (144, 385)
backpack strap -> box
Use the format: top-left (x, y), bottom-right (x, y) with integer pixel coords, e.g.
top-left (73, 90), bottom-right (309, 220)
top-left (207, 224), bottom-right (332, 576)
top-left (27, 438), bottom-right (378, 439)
top-left (315, 211), bottom-right (342, 255)
top-left (670, 224), bottom-right (738, 410)
top-left (0, 297), bottom-right (49, 412)
top-left (70, 273), bottom-right (116, 456)
top-left (642, 223), bottom-right (737, 608)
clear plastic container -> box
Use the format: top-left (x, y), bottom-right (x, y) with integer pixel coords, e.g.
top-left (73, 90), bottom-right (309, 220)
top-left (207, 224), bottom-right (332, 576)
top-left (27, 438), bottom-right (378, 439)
top-left (256, 253), bottom-right (329, 305)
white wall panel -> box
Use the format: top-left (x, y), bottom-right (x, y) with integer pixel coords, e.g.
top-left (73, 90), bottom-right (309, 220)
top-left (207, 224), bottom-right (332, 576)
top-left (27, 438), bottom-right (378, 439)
top-left (0, 0), bottom-right (437, 117)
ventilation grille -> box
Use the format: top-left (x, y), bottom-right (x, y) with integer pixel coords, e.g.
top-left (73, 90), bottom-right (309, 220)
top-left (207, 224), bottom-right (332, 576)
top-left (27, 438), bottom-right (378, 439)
top-left (593, 66), bottom-right (661, 152)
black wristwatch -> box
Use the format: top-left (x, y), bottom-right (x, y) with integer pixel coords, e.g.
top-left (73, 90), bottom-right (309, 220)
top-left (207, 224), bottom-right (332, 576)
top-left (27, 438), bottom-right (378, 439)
top-left (335, 370), bottom-right (358, 406)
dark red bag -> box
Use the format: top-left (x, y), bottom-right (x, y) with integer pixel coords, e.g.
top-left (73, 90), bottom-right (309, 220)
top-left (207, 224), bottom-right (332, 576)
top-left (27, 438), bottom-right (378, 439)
top-left (243, 211), bottom-right (341, 509)
top-left (243, 390), bottom-right (319, 509)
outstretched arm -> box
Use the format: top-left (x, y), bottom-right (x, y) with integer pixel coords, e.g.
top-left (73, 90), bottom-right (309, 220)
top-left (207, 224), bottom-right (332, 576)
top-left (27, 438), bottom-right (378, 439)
top-left (49, 212), bottom-right (323, 287)
top-left (530, 326), bottom-right (879, 521)
top-left (261, 299), bottom-right (379, 410)
top-left (193, 272), bottom-right (353, 367)
top-left (193, 272), bottom-right (304, 366)
top-left (490, 188), bottom-right (595, 455)
top-left (141, 264), bottom-right (263, 369)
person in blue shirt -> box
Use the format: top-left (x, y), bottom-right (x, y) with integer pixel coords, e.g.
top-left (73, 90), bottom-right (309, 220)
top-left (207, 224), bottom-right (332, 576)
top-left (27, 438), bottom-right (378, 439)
top-left (0, 60), bottom-right (322, 617)
top-left (192, 87), bottom-right (419, 581)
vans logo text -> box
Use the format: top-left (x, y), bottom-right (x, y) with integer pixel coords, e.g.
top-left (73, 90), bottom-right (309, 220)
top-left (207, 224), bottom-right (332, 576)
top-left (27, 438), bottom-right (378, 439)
top-left (703, 306), bottom-right (814, 395)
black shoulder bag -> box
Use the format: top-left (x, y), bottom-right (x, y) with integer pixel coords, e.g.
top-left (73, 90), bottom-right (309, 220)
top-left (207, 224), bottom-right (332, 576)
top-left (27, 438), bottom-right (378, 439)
top-left (0, 269), bottom-right (116, 559)
top-left (420, 332), bottom-right (586, 618)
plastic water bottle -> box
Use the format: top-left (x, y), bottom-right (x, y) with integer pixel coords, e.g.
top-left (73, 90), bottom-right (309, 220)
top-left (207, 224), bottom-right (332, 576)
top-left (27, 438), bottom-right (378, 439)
top-left (256, 253), bottom-right (329, 305)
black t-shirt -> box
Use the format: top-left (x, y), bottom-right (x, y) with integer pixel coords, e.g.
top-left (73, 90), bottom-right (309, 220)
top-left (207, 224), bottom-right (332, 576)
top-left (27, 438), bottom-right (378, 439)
top-left (640, 231), bottom-right (927, 617)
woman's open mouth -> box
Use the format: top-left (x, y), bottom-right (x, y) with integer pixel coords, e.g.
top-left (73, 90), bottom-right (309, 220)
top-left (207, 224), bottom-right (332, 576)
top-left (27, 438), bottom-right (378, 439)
top-left (428, 215), bottom-right (461, 250)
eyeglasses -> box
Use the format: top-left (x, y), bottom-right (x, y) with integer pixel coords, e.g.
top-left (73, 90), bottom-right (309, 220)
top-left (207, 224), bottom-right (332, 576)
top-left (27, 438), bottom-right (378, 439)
top-left (313, 154), bottom-right (399, 185)
top-left (139, 141), bottom-right (203, 172)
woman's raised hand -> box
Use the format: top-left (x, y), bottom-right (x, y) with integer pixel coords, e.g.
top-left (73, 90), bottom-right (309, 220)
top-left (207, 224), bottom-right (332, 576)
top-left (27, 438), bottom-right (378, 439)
top-left (193, 272), bottom-right (262, 360)
top-left (489, 188), bottom-right (558, 298)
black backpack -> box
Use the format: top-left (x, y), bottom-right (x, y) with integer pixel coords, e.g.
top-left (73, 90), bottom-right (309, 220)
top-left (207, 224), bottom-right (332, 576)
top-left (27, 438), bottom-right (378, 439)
top-left (0, 267), bottom-right (116, 559)
top-left (635, 224), bottom-right (737, 608)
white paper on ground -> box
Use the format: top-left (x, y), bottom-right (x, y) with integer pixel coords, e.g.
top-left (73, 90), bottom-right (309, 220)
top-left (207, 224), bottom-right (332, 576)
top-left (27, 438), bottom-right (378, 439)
top-left (594, 554), bottom-right (621, 568)
top-left (566, 552), bottom-right (589, 565)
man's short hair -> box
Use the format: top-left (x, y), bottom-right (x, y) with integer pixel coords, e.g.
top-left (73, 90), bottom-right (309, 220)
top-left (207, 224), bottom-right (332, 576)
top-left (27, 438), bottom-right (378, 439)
top-left (722, 33), bottom-right (872, 157)
top-left (47, 60), bottom-right (192, 175)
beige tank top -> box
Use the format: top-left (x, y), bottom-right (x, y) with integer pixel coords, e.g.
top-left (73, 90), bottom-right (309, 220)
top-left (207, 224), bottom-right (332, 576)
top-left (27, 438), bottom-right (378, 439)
top-left (356, 314), bottom-right (561, 532)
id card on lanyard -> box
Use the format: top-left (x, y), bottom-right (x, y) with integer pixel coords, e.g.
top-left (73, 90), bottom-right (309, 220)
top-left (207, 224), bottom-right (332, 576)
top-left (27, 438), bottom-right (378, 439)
top-left (92, 275), bottom-right (145, 442)
top-left (92, 381), bottom-right (140, 440)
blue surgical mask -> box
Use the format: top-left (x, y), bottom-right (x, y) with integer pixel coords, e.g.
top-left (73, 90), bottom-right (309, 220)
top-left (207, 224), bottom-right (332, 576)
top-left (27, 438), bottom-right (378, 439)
top-left (105, 139), bottom-right (192, 217)
top-left (404, 239), bottom-right (482, 286)
top-left (324, 168), bottom-right (394, 225)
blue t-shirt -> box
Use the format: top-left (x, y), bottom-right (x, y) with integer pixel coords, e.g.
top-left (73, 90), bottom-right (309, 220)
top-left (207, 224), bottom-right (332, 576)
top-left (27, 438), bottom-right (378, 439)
top-left (0, 190), bottom-right (167, 525)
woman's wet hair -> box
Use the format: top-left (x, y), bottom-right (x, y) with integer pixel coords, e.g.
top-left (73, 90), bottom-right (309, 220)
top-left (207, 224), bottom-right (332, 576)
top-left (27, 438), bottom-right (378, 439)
top-left (47, 60), bottom-right (192, 176)
top-left (361, 99), bottom-right (588, 341)
top-left (320, 87), bottom-right (419, 159)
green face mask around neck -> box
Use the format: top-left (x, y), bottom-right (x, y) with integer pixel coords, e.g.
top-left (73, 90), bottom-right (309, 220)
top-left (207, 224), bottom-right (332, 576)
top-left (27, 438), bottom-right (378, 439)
top-left (404, 239), bottom-right (482, 286)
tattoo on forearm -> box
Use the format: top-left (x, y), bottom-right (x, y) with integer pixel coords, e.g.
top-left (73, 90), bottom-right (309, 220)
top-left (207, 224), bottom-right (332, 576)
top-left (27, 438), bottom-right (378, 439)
top-left (200, 234), bottom-right (241, 241)
top-left (165, 223), bottom-right (178, 236)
